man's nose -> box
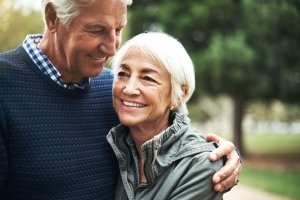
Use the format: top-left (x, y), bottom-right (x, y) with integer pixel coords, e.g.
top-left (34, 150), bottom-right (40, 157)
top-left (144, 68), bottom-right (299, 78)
top-left (100, 32), bottom-right (118, 57)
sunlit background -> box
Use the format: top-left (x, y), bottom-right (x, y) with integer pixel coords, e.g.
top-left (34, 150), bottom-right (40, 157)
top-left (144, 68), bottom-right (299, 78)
top-left (1, 0), bottom-right (299, 199)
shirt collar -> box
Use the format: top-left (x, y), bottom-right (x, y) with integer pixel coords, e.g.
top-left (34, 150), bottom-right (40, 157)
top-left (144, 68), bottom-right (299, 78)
top-left (23, 34), bottom-right (90, 90)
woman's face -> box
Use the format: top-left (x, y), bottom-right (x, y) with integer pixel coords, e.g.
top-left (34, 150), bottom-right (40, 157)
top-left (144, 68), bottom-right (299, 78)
top-left (113, 51), bottom-right (172, 131)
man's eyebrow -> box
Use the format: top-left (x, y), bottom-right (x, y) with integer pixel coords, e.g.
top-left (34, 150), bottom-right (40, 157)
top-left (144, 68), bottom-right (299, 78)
top-left (85, 20), bottom-right (127, 30)
top-left (85, 24), bottom-right (105, 30)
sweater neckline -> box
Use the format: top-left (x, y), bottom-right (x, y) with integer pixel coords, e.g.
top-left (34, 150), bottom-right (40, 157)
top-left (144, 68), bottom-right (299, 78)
top-left (18, 46), bottom-right (90, 97)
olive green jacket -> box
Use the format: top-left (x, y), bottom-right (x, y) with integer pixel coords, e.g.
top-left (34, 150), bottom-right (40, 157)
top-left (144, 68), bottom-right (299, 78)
top-left (107, 112), bottom-right (223, 200)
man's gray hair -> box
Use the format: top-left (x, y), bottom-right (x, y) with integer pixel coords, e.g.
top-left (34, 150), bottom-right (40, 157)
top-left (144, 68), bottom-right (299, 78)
top-left (41, 0), bottom-right (132, 27)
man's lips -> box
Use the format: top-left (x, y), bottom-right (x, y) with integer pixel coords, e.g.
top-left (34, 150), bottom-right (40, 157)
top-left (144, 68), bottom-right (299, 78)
top-left (89, 55), bottom-right (106, 61)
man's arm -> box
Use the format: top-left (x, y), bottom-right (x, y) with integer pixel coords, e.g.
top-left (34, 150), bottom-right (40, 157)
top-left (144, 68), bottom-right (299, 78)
top-left (206, 133), bottom-right (242, 192)
top-left (0, 102), bottom-right (9, 196)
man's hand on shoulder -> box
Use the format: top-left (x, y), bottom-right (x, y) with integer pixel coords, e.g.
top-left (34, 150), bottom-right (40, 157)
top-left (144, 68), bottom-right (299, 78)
top-left (206, 133), bottom-right (242, 192)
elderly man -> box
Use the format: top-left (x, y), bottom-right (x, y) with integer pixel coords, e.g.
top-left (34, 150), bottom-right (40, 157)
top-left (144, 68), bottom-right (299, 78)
top-left (0, 0), bottom-right (241, 199)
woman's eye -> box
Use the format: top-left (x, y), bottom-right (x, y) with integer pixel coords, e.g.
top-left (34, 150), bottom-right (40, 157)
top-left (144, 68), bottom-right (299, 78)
top-left (117, 71), bottom-right (127, 77)
top-left (143, 76), bottom-right (157, 83)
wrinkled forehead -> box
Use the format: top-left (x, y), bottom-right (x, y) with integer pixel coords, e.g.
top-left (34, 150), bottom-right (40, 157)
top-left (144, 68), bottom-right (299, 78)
top-left (77, 0), bottom-right (128, 24)
top-left (73, 0), bottom-right (132, 6)
top-left (124, 46), bottom-right (159, 63)
top-left (92, 0), bottom-right (132, 6)
top-left (42, 0), bottom-right (132, 7)
top-left (120, 45), bottom-right (167, 72)
top-left (84, 0), bottom-right (129, 10)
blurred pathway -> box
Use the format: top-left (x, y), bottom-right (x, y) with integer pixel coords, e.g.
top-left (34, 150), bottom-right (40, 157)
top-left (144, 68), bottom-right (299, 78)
top-left (224, 184), bottom-right (294, 200)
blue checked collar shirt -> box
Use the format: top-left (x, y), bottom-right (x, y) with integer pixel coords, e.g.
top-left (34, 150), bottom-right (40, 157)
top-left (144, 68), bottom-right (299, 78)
top-left (22, 34), bottom-right (90, 90)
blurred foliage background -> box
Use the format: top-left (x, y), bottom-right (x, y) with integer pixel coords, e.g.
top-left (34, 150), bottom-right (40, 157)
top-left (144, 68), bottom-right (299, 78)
top-left (1, 0), bottom-right (300, 199)
top-left (0, 0), bottom-right (43, 52)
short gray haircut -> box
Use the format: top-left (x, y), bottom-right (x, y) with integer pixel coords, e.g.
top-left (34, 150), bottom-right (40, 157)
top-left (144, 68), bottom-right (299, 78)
top-left (111, 32), bottom-right (195, 115)
top-left (41, 0), bottom-right (133, 27)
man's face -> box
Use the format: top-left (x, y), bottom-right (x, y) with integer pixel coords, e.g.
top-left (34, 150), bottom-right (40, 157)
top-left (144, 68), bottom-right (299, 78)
top-left (52, 0), bottom-right (127, 83)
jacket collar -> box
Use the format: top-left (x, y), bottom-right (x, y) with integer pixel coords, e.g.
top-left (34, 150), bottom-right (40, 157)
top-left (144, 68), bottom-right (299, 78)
top-left (107, 112), bottom-right (216, 185)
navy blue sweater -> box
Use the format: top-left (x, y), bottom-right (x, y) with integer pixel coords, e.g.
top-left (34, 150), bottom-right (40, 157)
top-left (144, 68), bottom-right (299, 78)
top-left (0, 46), bottom-right (119, 199)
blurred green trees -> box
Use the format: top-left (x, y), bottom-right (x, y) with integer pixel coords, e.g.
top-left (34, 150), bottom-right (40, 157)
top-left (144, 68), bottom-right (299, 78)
top-left (0, 0), bottom-right (43, 52)
top-left (128, 0), bottom-right (300, 155)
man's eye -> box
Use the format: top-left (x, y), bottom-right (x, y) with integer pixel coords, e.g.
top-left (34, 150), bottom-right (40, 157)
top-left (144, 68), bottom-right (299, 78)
top-left (116, 28), bottom-right (123, 36)
top-left (90, 30), bottom-right (105, 35)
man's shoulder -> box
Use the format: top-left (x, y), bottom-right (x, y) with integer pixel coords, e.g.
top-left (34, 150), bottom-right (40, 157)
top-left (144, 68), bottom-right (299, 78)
top-left (0, 46), bottom-right (26, 66)
top-left (100, 67), bottom-right (113, 76)
top-left (0, 46), bottom-right (32, 84)
top-left (92, 67), bottom-right (114, 83)
top-left (0, 45), bottom-right (24, 57)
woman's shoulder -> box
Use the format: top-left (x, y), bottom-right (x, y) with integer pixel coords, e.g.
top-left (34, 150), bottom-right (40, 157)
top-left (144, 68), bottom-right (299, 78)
top-left (178, 126), bottom-right (215, 151)
top-left (175, 126), bottom-right (224, 168)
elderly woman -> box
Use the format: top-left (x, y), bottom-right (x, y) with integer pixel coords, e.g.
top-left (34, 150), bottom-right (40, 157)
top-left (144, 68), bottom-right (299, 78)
top-left (107, 32), bottom-right (225, 200)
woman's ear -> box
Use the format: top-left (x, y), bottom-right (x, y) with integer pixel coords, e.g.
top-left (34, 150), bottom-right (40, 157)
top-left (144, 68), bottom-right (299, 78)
top-left (181, 85), bottom-right (188, 97)
top-left (170, 85), bottom-right (188, 110)
top-left (44, 3), bottom-right (58, 33)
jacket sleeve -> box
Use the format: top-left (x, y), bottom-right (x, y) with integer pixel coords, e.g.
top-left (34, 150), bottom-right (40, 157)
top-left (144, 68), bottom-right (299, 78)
top-left (169, 152), bottom-right (224, 200)
top-left (0, 101), bottom-right (9, 195)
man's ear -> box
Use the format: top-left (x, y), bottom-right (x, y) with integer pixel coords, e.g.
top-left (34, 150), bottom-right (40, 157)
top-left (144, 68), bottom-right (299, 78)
top-left (44, 3), bottom-right (58, 33)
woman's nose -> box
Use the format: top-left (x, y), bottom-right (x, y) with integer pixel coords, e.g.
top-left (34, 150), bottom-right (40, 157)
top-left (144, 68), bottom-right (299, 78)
top-left (123, 78), bottom-right (140, 95)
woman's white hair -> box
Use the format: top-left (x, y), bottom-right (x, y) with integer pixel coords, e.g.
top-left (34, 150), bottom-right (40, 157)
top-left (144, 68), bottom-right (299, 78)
top-left (41, 0), bottom-right (132, 27)
top-left (111, 32), bottom-right (195, 115)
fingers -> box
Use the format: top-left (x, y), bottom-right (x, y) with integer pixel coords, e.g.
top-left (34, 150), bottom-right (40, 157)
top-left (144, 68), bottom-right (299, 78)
top-left (212, 152), bottom-right (238, 183)
top-left (209, 140), bottom-right (235, 161)
top-left (206, 133), bottom-right (242, 192)
top-left (206, 133), bottom-right (223, 143)
top-left (212, 151), bottom-right (242, 192)
top-left (214, 161), bottom-right (242, 192)
top-left (206, 133), bottom-right (222, 161)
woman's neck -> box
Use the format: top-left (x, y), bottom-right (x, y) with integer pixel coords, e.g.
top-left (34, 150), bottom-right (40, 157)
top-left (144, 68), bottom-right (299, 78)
top-left (130, 118), bottom-right (169, 156)
top-left (129, 117), bottom-right (170, 183)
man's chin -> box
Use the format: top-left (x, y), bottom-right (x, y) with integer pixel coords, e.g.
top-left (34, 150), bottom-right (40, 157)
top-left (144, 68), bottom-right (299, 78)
top-left (88, 68), bottom-right (105, 77)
